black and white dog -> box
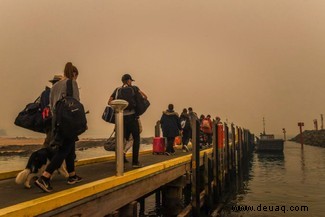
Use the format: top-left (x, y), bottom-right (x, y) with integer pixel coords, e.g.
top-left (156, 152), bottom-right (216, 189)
top-left (15, 147), bottom-right (68, 188)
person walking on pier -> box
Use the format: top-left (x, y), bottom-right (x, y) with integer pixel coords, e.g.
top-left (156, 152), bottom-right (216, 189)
top-left (160, 104), bottom-right (181, 155)
top-left (180, 108), bottom-right (190, 152)
top-left (188, 107), bottom-right (198, 123)
top-left (214, 116), bottom-right (221, 124)
top-left (40, 75), bottom-right (63, 148)
top-left (35, 62), bottom-right (83, 193)
top-left (108, 74), bottom-right (147, 168)
top-left (202, 114), bottom-right (213, 146)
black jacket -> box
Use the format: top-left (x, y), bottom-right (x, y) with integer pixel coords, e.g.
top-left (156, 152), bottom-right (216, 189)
top-left (40, 86), bottom-right (51, 110)
top-left (160, 110), bottom-right (181, 137)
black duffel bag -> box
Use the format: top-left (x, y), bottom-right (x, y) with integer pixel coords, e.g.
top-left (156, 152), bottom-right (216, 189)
top-left (134, 87), bottom-right (150, 116)
top-left (102, 105), bottom-right (115, 124)
top-left (14, 97), bottom-right (45, 133)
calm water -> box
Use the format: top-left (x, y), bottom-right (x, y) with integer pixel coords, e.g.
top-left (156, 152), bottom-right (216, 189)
top-left (220, 141), bottom-right (325, 217)
top-left (0, 144), bottom-right (152, 172)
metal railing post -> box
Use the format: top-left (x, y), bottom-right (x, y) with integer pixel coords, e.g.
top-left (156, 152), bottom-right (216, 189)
top-left (191, 116), bottom-right (200, 217)
top-left (110, 99), bottom-right (128, 176)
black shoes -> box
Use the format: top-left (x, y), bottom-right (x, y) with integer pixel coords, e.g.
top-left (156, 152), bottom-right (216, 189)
top-left (34, 175), bottom-right (83, 192)
top-left (165, 151), bottom-right (176, 156)
top-left (35, 176), bottom-right (53, 193)
top-left (67, 175), bottom-right (83, 185)
top-left (132, 162), bottom-right (143, 168)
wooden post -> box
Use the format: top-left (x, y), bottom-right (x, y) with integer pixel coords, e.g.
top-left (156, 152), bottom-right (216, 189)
top-left (162, 176), bottom-right (186, 216)
top-left (191, 117), bottom-right (200, 217)
top-left (231, 123), bottom-right (236, 181)
top-left (184, 171), bottom-right (192, 206)
top-left (242, 129), bottom-right (246, 159)
top-left (238, 128), bottom-right (244, 190)
top-left (119, 201), bottom-right (138, 217)
top-left (282, 128), bottom-right (286, 141)
top-left (204, 153), bottom-right (213, 213)
top-left (314, 119), bottom-right (318, 131)
top-left (224, 123), bottom-right (230, 190)
top-left (139, 198), bottom-right (145, 216)
top-left (212, 121), bottom-right (218, 200)
top-left (217, 123), bottom-right (223, 201)
top-left (321, 114), bottom-right (324, 130)
top-left (237, 128), bottom-right (242, 173)
top-left (155, 189), bottom-right (161, 210)
top-left (298, 122), bottom-right (304, 149)
top-left (235, 126), bottom-right (240, 192)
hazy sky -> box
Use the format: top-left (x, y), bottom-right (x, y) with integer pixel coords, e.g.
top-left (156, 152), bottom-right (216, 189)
top-left (1, 0), bottom-right (325, 138)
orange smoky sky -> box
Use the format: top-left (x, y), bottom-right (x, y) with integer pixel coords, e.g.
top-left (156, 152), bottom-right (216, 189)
top-left (1, 0), bottom-right (325, 138)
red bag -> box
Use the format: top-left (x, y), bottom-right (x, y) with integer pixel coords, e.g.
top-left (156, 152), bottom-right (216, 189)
top-left (153, 137), bottom-right (165, 154)
top-left (174, 136), bottom-right (181, 146)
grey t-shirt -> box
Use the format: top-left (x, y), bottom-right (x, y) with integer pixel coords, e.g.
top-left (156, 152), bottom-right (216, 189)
top-left (50, 79), bottom-right (80, 110)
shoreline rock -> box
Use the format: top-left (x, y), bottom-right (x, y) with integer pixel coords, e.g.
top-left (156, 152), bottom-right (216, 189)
top-left (289, 130), bottom-right (325, 148)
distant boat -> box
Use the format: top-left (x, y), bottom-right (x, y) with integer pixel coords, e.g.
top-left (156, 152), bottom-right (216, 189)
top-left (256, 133), bottom-right (284, 152)
top-left (255, 117), bottom-right (284, 152)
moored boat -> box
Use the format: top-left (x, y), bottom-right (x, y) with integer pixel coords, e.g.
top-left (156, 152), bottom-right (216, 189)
top-left (256, 133), bottom-right (284, 152)
top-left (255, 117), bottom-right (284, 152)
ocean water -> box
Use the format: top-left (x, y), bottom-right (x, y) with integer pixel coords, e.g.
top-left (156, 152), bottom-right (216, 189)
top-left (220, 141), bottom-right (325, 217)
top-left (0, 144), bottom-right (152, 172)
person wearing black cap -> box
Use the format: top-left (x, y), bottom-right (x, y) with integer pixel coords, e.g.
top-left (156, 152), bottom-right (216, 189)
top-left (108, 73), bottom-right (147, 168)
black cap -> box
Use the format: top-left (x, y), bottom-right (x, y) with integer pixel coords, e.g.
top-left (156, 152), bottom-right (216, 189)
top-left (121, 74), bottom-right (135, 82)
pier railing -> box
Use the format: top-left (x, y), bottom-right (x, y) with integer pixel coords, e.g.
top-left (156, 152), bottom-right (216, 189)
top-left (177, 118), bottom-right (254, 217)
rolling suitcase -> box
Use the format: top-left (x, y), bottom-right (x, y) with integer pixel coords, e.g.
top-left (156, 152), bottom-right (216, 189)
top-left (153, 137), bottom-right (165, 154)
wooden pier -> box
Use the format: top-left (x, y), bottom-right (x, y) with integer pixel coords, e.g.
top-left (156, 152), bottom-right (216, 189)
top-left (0, 120), bottom-right (254, 217)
